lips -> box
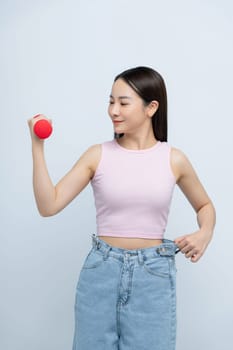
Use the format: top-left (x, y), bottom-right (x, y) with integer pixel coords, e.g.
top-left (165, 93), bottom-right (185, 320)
top-left (113, 121), bottom-right (123, 123)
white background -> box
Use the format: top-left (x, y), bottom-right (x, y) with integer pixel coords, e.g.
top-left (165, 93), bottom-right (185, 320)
top-left (1, 0), bottom-right (232, 349)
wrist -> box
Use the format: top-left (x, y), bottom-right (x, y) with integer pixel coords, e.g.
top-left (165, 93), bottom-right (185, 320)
top-left (32, 136), bottom-right (44, 146)
top-left (31, 137), bottom-right (44, 153)
top-left (199, 227), bottom-right (214, 238)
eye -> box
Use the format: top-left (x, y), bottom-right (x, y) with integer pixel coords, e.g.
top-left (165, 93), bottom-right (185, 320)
top-left (108, 101), bottom-right (128, 106)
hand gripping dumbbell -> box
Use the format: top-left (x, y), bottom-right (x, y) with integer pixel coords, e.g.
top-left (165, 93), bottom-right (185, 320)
top-left (33, 114), bottom-right (53, 139)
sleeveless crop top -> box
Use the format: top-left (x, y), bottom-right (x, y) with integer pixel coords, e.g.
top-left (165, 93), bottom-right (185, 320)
top-left (90, 138), bottom-right (176, 239)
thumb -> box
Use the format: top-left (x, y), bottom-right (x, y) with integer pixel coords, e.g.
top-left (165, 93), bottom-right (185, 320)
top-left (174, 235), bottom-right (187, 244)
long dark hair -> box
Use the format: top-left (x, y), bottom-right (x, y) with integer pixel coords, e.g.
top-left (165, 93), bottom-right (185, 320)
top-left (113, 66), bottom-right (167, 141)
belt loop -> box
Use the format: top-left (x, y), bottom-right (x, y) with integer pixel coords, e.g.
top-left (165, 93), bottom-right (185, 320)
top-left (137, 250), bottom-right (144, 265)
top-left (103, 246), bottom-right (111, 260)
top-left (156, 246), bottom-right (171, 256)
top-left (156, 245), bottom-right (179, 256)
top-left (92, 233), bottom-right (96, 247)
top-left (156, 246), bottom-right (166, 256)
top-left (92, 233), bottom-right (100, 250)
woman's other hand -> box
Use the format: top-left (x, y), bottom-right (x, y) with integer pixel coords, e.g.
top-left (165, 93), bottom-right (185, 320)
top-left (174, 229), bottom-right (213, 263)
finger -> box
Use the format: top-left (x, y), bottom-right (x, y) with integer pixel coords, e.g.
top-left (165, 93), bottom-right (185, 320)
top-left (30, 114), bottom-right (47, 125)
top-left (174, 240), bottom-right (186, 249)
top-left (182, 245), bottom-right (193, 255)
top-left (28, 114), bottom-right (51, 131)
top-left (178, 241), bottom-right (190, 252)
top-left (32, 113), bottom-right (46, 119)
top-left (190, 252), bottom-right (201, 263)
top-left (174, 236), bottom-right (187, 244)
top-left (185, 248), bottom-right (198, 259)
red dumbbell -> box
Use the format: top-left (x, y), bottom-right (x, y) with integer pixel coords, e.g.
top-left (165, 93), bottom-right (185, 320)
top-left (33, 114), bottom-right (53, 139)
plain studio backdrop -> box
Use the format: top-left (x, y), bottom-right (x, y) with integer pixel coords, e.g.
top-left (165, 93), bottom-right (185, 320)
top-left (0, 0), bottom-right (232, 349)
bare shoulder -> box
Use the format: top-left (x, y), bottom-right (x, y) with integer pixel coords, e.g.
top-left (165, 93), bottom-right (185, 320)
top-left (170, 147), bottom-right (191, 183)
top-left (170, 146), bottom-right (188, 164)
top-left (82, 143), bottom-right (102, 179)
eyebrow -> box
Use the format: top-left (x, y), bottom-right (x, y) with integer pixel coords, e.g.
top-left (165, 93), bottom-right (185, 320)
top-left (109, 95), bottom-right (132, 100)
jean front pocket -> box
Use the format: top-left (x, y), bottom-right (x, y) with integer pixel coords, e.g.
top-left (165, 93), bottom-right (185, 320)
top-left (143, 256), bottom-right (170, 278)
top-left (82, 248), bottom-right (104, 270)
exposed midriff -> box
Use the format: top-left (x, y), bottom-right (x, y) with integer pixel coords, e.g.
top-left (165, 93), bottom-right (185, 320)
top-left (98, 236), bottom-right (163, 250)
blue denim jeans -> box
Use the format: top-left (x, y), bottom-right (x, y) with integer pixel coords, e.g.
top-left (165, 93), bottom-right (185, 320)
top-left (72, 233), bottom-right (180, 350)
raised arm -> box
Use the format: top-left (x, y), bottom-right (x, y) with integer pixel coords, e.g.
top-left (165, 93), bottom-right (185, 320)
top-left (27, 115), bottom-right (100, 217)
top-left (170, 147), bottom-right (216, 263)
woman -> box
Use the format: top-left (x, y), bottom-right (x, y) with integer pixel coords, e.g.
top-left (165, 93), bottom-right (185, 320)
top-left (27, 66), bottom-right (216, 350)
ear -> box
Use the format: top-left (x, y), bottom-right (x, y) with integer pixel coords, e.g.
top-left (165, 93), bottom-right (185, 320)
top-left (147, 100), bottom-right (159, 117)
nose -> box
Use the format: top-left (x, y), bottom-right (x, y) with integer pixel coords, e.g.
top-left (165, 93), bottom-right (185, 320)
top-left (109, 103), bottom-right (120, 116)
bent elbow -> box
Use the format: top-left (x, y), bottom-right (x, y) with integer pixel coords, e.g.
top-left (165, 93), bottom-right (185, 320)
top-left (38, 207), bottom-right (57, 217)
top-left (39, 210), bottom-right (51, 217)
top-left (39, 212), bottom-right (52, 217)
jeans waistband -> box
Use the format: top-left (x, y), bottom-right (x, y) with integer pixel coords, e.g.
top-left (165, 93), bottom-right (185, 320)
top-left (91, 233), bottom-right (180, 264)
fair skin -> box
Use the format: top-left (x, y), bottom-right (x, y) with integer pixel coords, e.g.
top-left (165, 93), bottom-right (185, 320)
top-left (28, 78), bottom-right (215, 263)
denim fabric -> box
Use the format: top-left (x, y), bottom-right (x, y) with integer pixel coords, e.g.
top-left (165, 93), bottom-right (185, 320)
top-left (72, 233), bottom-right (180, 350)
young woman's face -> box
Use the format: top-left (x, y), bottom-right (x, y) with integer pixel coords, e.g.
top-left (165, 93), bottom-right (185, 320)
top-left (108, 78), bottom-right (153, 135)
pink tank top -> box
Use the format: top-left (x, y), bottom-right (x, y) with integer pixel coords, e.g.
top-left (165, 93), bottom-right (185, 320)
top-left (90, 138), bottom-right (176, 239)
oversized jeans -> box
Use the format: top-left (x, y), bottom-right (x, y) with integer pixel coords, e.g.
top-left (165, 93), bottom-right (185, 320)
top-left (72, 233), bottom-right (180, 350)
